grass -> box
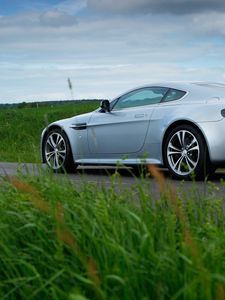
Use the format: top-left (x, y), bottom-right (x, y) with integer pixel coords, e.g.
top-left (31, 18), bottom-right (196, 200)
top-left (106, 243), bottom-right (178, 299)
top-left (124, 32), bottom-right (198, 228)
top-left (0, 101), bottom-right (99, 163)
top-left (0, 167), bottom-right (225, 299)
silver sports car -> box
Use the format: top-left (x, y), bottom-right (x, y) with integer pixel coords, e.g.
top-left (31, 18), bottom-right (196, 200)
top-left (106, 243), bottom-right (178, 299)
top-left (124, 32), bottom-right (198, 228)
top-left (41, 82), bottom-right (225, 179)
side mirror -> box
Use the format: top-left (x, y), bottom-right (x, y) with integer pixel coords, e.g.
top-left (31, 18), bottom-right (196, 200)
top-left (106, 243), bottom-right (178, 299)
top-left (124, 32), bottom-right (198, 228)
top-left (100, 100), bottom-right (110, 112)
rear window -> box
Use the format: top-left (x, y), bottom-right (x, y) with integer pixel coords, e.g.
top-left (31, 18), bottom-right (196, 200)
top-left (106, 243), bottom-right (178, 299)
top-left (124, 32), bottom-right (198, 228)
top-left (163, 89), bottom-right (186, 102)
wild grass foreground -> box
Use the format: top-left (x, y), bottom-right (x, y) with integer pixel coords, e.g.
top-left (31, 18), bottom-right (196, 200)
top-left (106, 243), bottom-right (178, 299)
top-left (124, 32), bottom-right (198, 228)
top-left (0, 167), bottom-right (225, 299)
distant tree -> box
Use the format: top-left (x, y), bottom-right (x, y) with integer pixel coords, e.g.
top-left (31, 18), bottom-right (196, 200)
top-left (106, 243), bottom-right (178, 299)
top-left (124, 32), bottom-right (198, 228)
top-left (18, 102), bottom-right (27, 109)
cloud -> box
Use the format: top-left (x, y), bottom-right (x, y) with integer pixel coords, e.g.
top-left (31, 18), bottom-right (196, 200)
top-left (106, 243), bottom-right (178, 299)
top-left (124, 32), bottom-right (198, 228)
top-left (55, 0), bottom-right (87, 15)
top-left (0, 9), bottom-right (77, 28)
top-left (193, 12), bottom-right (225, 36)
top-left (87, 0), bottom-right (225, 15)
top-left (39, 9), bottom-right (77, 27)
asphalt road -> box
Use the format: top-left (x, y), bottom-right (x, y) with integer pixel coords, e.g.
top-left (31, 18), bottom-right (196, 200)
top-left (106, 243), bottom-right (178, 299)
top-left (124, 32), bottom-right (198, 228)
top-left (1, 162), bottom-right (225, 199)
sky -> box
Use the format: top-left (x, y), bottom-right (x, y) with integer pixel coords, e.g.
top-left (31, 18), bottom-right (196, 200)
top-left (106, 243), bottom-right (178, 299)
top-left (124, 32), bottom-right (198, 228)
top-left (1, 0), bottom-right (225, 103)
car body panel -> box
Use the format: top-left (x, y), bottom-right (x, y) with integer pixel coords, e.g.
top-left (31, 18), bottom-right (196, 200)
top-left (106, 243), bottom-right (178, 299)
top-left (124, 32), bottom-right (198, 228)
top-left (87, 105), bottom-right (155, 154)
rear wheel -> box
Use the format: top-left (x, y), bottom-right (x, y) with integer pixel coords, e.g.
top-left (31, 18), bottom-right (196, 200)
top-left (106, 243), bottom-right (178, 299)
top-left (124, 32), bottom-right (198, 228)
top-left (164, 125), bottom-right (213, 180)
top-left (44, 129), bottom-right (77, 173)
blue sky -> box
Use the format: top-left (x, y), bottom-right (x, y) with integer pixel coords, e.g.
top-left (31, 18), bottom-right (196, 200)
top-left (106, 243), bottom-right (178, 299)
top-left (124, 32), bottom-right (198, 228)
top-left (1, 0), bottom-right (225, 103)
top-left (0, 0), bottom-right (62, 14)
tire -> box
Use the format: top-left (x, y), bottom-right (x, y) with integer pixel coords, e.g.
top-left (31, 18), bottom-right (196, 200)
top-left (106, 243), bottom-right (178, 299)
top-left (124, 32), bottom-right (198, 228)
top-left (164, 125), bottom-right (213, 180)
top-left (43, 129), bottom-right (77, 173)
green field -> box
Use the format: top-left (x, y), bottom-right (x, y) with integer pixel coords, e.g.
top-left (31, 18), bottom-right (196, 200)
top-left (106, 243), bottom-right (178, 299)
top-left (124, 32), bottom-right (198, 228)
top-left (0, 101), bottom-right (99, 163)
top-left (0, 102), bottom-right (225, 299)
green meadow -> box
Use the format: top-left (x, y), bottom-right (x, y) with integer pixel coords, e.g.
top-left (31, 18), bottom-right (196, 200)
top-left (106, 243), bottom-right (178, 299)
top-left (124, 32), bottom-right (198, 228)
top-left (0, 101), bottom-right (99, 162)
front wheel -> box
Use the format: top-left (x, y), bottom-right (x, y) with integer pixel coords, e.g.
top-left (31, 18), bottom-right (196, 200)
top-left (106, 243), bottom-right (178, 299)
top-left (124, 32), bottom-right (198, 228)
top-left (164, 125), bottom-right (213, 180)
top-left (43, 129), bottom-right (77, 173)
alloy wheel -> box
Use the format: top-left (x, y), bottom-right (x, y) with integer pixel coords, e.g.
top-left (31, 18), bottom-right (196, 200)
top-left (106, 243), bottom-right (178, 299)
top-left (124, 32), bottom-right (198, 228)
top-left (45, 132), bottom-right (67, 170)
top-left (166, 129), bottom-right (200, 176)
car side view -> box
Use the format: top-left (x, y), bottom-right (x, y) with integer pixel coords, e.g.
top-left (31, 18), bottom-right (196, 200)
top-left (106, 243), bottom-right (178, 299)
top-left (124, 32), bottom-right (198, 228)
top-left (41, 82), bottom-right (225, 180)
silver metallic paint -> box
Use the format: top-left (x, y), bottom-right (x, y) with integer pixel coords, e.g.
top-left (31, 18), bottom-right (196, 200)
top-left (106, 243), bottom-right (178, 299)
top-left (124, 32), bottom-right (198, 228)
top-left (41, 82), bottom-right (225, 167)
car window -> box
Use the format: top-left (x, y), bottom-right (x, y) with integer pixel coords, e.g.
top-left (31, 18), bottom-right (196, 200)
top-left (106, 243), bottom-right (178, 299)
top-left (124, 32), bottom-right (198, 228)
top-left (163, 89), bottom-right (186, 102)
top-left (113, 87), bottom-right (169, 110)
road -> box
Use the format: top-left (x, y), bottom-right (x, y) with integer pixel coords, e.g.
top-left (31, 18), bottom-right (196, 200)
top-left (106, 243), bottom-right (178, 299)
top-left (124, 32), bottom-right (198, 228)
top-left (1, 162), bottom-right (225, 199)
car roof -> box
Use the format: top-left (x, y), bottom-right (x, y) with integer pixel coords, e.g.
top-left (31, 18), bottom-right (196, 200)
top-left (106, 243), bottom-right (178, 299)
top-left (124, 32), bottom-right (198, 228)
top-left (141, 81), bottom-right (225, 91)
top-left (115, 81), bottom-right (225, 100)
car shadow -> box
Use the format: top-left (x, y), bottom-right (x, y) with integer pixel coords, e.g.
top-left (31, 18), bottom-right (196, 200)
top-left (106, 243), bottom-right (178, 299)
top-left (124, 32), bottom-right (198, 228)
top-left (210, 171), bottom-right (225, 182)
top-left (76, 166), bottom-right (135, 177)
top-left (76, 166), bottom-right (225, 182)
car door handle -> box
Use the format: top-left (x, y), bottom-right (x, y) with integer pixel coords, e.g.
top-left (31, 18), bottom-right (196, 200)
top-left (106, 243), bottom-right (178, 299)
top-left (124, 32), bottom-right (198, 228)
top-left (134, 114), bottom-right (145, 118)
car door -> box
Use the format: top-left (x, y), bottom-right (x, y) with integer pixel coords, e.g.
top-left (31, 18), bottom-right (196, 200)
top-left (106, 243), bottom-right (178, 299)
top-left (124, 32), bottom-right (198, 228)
top-left (87, 87), bottom-right (168, 154)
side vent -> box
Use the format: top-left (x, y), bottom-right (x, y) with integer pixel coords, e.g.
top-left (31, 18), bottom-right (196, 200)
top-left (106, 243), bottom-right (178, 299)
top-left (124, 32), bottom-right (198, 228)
top-left (71, 123), bottom-right (87, 130)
